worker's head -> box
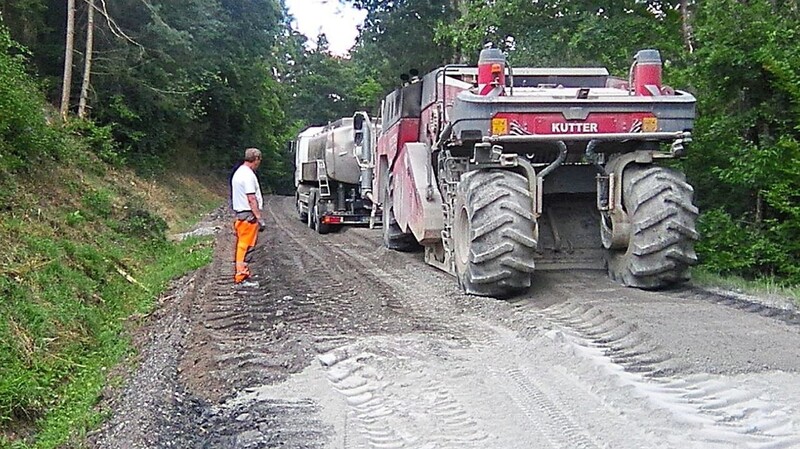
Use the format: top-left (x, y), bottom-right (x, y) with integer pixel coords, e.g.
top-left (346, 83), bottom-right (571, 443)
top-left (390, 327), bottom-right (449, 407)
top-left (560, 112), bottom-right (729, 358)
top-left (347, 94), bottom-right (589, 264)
top-left (243, 147), bottom-right (262, 169)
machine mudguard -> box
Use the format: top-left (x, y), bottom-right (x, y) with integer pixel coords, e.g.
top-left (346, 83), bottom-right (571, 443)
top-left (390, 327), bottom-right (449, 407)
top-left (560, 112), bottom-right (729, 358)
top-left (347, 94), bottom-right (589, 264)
top-left (391, 142), bottom-right (443, 244)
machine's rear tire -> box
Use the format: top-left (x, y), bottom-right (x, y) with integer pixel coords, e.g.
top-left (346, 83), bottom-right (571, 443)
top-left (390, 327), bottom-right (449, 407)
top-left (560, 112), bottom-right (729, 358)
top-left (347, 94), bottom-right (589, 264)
top-left (607, 165), bottom-right (699, 289)
top-left (453, 170), bottom-right (537, 298)
top-left (382, 170), bottom-right (420, 252)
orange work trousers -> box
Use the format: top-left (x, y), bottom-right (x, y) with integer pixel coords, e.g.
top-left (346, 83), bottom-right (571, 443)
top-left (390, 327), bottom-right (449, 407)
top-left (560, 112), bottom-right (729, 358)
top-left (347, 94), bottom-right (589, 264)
top-left (233, 219), bottom-right (259, 283)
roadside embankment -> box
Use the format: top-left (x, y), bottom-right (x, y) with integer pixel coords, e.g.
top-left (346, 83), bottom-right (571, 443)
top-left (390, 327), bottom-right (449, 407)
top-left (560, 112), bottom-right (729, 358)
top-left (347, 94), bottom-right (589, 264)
top-left (0, 154), bottom-right (224, 449)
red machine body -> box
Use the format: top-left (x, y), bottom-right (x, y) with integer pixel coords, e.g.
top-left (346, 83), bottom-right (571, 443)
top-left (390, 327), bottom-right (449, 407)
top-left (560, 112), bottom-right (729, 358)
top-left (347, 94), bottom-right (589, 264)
top-left (371, 47), bottom-right (698, 297)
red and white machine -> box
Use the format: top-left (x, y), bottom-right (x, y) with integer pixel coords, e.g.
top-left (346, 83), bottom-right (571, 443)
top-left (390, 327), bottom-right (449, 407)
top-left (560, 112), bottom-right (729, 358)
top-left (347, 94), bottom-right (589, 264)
top-left (360, 47), bottom-right (698, 298)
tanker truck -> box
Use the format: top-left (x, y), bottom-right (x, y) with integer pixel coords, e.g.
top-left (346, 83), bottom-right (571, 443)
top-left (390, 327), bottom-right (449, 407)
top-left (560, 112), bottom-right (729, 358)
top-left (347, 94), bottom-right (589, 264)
top-left (357, 46), bottom-right (699, 298)
top-left (294, 117), bottom-right (377, 234)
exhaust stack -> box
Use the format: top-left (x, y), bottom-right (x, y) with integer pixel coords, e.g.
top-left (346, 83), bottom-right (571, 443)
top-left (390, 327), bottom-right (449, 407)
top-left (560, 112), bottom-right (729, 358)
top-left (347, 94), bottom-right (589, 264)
top-left (632, 49), bottom-right (663, 96)
top-left (478, 47), bottom-right (506, 95)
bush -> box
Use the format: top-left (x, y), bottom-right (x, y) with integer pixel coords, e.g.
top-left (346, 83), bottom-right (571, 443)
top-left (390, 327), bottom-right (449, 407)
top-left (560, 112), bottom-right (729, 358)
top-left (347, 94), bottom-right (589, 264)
top-left (0, 22), bottom-right (61, 169)
top-left (696, 208), bottom-right (760, 275)
top-left (81, 188), bottom-right (114, 219)
top-left (65, 119), bottom-right (125, 166)
top-left (117, 207), bottom-right (168, 241)
top-left (698, 208), bottom-right (800, 285)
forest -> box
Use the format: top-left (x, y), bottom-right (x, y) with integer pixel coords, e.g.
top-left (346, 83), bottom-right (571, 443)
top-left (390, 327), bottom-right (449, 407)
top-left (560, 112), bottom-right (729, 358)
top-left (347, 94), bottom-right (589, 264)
top-left (0, 0), bottom-right (799, 443)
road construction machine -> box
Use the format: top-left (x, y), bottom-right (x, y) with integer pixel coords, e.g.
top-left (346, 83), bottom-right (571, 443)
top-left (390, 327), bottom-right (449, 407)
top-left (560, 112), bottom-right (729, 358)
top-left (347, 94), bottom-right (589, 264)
top-left (294, 116), bottom-right (378, 233)
top-left (356, 47), bottom-right (698, 298)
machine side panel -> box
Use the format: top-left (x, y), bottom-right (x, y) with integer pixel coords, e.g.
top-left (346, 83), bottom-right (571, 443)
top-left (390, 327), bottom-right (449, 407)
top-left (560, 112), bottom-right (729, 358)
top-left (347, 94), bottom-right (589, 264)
top-left (392, 142), bottom-right (443, 244)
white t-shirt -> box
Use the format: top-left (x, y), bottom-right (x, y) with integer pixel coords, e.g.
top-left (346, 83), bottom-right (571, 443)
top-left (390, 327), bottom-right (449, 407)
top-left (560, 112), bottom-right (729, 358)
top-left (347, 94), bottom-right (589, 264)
top-left (231, 164), bottom-right (263, 212)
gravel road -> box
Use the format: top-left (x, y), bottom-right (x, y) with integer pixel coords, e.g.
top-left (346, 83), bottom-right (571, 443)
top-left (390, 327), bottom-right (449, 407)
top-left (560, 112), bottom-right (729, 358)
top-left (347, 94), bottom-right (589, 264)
top-left (90, 195), bottom-right (800, 449)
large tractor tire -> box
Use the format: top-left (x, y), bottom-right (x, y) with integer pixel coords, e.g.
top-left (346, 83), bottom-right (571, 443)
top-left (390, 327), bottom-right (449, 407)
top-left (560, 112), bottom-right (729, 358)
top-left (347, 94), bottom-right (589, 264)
top-left (453, 169), bottom-right (537, 298)
top-left (382, 170), bottom-right (420, 252)
top-left (296, 191), bottom-right (308, 222)
top-left (309, 190), bottom-right (331, 235)
top-left (607, 164), bottom-right (699, 289)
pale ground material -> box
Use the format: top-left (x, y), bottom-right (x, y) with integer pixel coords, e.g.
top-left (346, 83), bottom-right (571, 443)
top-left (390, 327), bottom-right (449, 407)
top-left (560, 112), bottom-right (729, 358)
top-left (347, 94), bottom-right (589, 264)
top-left (91, 196), bottom-right (800, 449)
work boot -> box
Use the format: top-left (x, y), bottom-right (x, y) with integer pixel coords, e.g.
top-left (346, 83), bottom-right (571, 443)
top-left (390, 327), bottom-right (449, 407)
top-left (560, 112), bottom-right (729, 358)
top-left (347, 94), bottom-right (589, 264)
top-left (236, 280), bottom-right (260, 288)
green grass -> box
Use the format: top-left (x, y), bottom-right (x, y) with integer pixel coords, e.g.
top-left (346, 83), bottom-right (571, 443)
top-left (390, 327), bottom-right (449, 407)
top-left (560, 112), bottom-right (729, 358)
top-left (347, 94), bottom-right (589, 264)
top-left (0, 231), bottom-right (213, 449)
top-left (0, 151), bottom-right (221, 448)
top-left (692, 267), bottom-right (800, 306)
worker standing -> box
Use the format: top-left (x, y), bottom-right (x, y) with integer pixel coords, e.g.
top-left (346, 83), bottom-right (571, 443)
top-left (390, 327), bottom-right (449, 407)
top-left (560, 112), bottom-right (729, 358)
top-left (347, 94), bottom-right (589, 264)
top-left (231, 147), bottom-right (266, 284)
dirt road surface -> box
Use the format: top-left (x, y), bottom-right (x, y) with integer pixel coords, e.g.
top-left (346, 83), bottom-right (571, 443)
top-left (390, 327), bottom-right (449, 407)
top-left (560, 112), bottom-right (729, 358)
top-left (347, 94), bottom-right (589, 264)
top-left (90, 196), bottom-right (800, 449)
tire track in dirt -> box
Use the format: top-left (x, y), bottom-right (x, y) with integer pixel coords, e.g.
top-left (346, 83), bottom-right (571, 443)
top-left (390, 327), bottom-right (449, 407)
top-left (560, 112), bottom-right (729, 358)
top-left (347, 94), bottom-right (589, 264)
top-left (272, 197), bottom-right (491, 447)
top-left (318, 340), bottom-right (490, 449)
top-left (518, 282), bottom-right (800, 449)
top-left (169, 217), bottom-right (329, 448)
top-left (308, 220), bottom-right (656, 448)
top-left (174, 197), bottom-right (453, 448)
top-left (181, 197), bottom-right (417, 399)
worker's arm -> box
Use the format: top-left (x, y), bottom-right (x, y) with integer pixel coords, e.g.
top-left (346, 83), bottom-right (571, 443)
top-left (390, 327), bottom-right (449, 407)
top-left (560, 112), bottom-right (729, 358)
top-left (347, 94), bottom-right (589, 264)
top-left (246, 193), bottom-right (262, 221)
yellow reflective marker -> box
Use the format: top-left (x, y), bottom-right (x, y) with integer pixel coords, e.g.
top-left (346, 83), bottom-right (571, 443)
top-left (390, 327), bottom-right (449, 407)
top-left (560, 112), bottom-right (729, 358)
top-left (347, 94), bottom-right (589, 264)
top-left (642, 117), bottom-right (658, 132)
top-left (491, 117), bottom-right (509, 135)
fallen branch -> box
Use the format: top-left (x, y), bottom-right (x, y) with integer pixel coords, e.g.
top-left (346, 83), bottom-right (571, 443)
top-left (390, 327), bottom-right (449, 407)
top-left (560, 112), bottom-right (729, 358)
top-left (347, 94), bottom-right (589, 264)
top-left (113, 264), bottom-right (150, 293)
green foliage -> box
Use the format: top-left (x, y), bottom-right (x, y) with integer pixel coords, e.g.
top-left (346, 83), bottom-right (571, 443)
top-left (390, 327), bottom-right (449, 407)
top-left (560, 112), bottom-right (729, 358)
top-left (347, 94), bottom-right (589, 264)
top-left (81, 188), bottom-right (113, 219)
top-left (683, 0), bottom-right (800, 283)
top-left (117, 207), bottom-right (169, 241)
top-left (0, 21), bottom-right (61, 170)
top-left (435, 0), bottom-right (685, 72)
top-left (65, 119), bottom-right (124, 166)
top-left (696, 208), bottom-right (761, 275)
top-left (349, 0), bottom-right (458, 92)
top-left (0, 170), bottom-right (19, 211)
top-left (0, 150), bottom-right (217, 446)
top-left (3, 0), bottom-right (295, 188)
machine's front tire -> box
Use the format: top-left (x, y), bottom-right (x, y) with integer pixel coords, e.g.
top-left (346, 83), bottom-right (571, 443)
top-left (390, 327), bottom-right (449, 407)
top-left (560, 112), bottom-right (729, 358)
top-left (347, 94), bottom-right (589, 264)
top-left (453, 170), bottom-right (537, 298)
top-left (382, 170), bottom-right (420, 252)
top-left (607, 165), bottom-right (699, 289)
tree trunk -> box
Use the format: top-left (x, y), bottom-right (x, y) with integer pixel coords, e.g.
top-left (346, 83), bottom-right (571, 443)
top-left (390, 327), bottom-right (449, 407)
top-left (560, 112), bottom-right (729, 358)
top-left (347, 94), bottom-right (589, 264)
top-left (78, 0), bottom-right (95, 119)
top-left (680, 0), bottom-right (695, 53)
top-left (756, 190), bottom-right (764, 224)
top-left (60, 0), bottom-right (76, 121)
top-left (451, 0), bottom-right (470, 63)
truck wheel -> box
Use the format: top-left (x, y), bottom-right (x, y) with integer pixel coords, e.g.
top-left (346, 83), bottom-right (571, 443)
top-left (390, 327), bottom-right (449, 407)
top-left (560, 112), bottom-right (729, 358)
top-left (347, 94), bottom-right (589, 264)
top-left (311, 192), bottom-right (331, 235)
top-left (314, 202), bottom-right (331, 235)
top-left (607, 165), bottom-right (699, 289)
top-left (382, 171), bottom-right (420, 251)
top-left (453, 170), bottom-right (537, 298)
top-left (307, 190), bottom-right (316, 230)
top-left (297, 192), bottom-right (308, 222)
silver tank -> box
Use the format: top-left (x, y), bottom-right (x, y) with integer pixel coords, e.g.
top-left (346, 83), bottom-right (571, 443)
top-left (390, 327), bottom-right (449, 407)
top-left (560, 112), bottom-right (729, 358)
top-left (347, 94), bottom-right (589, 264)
top-left (306, 118), bottom-right (361, 184)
